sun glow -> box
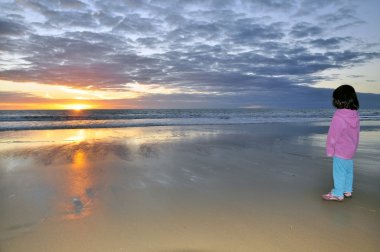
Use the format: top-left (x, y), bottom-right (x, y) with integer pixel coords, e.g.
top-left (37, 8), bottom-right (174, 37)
top-left (0, 80), bottom-right (189, 110)
top-left (65, 104), bottom-right (92, 111)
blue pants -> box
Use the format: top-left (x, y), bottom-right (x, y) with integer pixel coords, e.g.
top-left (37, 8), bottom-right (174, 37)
top-left (332, 156), bottom-right (354, 197)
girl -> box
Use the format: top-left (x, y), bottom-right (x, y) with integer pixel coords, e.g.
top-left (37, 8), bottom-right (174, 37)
top-left (322, 85), bottom-right (360, 202)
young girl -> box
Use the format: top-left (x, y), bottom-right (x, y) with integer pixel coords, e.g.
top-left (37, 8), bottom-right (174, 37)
top-left (322, 85), bottom-right (360, 202)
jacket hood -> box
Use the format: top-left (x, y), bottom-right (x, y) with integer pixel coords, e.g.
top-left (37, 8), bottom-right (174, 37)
top-left (335, 109), bottom-right (360, 128)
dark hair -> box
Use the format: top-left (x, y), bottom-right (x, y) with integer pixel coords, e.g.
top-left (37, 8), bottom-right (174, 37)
top-left (332, 85), bottom-right (359, 110)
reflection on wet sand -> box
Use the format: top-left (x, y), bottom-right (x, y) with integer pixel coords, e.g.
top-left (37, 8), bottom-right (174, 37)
top-left (45, 140), bottom-right (130, 220)
top-left (63, 148), bottom-right (92, 220)
top-left (0, 126), bottom-right (221, 152)
top-left (1, 125), bottom-right (379, 252)
top-left (0, 131), bottom-right (131, 225)
top-left (64, 129), bottom-right (86, 142)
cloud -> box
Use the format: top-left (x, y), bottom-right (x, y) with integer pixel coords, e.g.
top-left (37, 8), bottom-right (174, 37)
top-left (0, 18), bottom-right (29, 36)
top-left (1, 0), bottom-right (380, 108)
top-left (0, 91), bottom-right (39, 102)
top-left (289, 22), bottom-right (323, 38)
top-left (59, 0), bottom-right (87, 9)
top-left (309, 37), bottom-right (351, 49)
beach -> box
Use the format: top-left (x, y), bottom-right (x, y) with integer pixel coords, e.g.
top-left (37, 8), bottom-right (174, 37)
top-left (1, 122), bottom-right (379, 252)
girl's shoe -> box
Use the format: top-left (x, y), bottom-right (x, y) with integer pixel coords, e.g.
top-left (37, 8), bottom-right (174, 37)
top-left (321, 192), bottom-right (344, 202)
top-left (344, 192), bottom-right (352, 198)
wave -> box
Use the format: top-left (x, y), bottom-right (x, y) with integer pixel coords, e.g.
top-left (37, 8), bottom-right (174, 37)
top-left (0, 109), bottom-right (329, 122)
top-left (0, 109), bottom-right (378, 131)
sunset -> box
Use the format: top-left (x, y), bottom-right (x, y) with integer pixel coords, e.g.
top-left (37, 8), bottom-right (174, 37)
top-left (1, 1), bottom-right (380, 251)
top-left (1, 0), bottom-right (380, 109)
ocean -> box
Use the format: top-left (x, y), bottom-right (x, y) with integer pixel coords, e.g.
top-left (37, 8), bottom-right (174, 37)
top-left (0, 109), bottom-right (379, 131)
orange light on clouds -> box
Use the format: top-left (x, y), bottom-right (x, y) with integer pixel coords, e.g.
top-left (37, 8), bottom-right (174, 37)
top-left (0, 79), bottom-right (185, 110)
top-left (36, 103), bottom-right (96, 110)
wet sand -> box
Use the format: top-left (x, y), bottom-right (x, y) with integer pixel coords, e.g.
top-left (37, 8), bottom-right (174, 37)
top-left (0, 123), bottom-right (379, 252)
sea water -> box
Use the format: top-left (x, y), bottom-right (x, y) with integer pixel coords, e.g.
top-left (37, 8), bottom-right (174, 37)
top-left (0, 108), bottom-right (379, 131)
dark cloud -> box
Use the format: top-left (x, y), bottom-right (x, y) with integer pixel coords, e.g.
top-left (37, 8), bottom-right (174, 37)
top-left (320, 7), bottom-right (358, 24)
top-left (290, 22), bottom-right (323, 38)
top-left (0, 0), bottom-right (379, 108)
top-left (59, 0), bottom-right (87, 9)
top-left (325, 51), bottom-right (380, 66)
top-left (309, 37), bottom-right (351, 49)
top-left (0, 18), bottom-right (28, 36)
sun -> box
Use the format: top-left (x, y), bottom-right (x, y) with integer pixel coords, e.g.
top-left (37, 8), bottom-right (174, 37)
top-left (65, 104), bottom-right (92, 111)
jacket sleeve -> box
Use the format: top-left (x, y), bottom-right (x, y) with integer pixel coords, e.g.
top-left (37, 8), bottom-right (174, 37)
top-left (326, 115), bottom-right (344, 157)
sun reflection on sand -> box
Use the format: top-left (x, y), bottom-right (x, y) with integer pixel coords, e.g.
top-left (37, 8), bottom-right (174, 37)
top-left (63, 148), bottom-right (94, 220)
top-left (0, 127), bottom-right (218, 152)
top-left (64, 129), bottom-right (86, 142)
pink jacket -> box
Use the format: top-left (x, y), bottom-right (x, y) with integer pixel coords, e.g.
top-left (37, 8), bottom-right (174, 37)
top-left (326, 109), bottom-right (360, 159)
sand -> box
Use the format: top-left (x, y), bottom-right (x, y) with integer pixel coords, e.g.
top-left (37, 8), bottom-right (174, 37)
top-left (0, 123), bottom-right (379, 252)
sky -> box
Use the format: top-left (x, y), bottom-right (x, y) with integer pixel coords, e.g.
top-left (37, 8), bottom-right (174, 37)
top-left (0, 0), bottom-right (380, 110)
